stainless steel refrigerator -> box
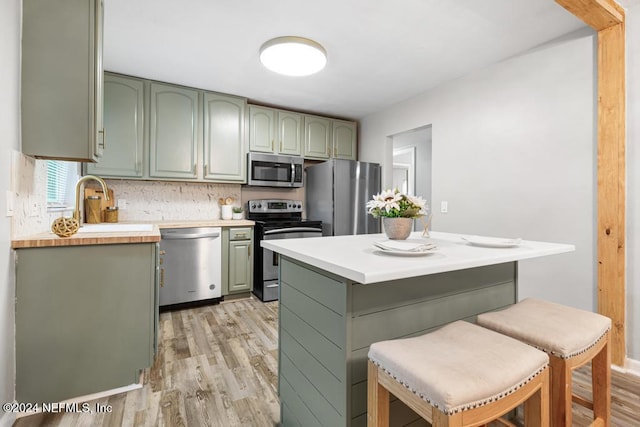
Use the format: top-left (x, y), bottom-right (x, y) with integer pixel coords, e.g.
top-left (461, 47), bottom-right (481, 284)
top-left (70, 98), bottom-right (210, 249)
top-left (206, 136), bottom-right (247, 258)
top-left (305, 159), bottom-right (381, 236)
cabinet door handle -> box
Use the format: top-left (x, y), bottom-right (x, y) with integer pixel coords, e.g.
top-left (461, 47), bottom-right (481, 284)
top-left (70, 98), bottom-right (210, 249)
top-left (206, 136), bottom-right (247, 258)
top-left (280, 140), bottom-right (283, 152)
top-left (98, 128), bottom-right (106, 149)
top-left (204, 164), bottom-right (208, 176)
top-left (160, 268), bottom-right (165, 288)
top-left (271, 140), bottom-right (275, 152)
top-left (248, 244), bottom-right (251, 257)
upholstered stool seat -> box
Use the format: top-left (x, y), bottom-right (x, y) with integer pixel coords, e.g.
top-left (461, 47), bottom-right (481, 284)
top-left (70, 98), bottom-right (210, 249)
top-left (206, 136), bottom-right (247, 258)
top-left (368, 320), bottom-right (550, 426)
top-left (477, 298), bottom-right (611, 426)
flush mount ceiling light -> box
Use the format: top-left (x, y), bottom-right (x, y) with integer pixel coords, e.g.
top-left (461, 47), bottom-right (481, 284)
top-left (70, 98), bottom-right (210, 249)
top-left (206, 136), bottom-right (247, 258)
top-left (259, 36), bottom-right (327, 77)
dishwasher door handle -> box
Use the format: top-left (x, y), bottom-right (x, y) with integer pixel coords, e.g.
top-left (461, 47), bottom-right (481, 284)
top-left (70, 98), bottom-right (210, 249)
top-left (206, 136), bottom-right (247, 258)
top-left (162, 232), bottom-right (220, 240)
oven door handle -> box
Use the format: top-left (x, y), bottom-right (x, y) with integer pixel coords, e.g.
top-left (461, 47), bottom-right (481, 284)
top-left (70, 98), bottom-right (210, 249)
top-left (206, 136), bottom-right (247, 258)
top-left (264, 227), bottom-right (323, 235)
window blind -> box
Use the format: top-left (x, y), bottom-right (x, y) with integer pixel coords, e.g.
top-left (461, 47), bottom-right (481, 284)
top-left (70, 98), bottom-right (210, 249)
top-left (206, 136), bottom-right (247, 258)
top-left (46, 160), bottom-right (71, 206)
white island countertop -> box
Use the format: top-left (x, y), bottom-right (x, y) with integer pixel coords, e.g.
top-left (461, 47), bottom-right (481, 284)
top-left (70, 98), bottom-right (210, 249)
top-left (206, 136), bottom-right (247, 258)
top-left (261, 231), bottom-right (575, 284)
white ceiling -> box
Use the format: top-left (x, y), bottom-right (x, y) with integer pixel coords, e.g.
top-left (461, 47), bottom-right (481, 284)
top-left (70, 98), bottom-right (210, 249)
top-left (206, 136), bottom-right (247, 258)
top-left (104, 0), bottom-right (587, 120)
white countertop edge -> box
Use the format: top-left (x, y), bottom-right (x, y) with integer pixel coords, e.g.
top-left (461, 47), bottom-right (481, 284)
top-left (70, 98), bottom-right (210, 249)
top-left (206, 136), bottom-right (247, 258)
top-left (261, 231), bottom-right (576, 284)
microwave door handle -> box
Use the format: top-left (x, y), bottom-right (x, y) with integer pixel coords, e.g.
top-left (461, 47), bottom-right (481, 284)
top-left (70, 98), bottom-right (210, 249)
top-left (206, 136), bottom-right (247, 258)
top-left (291, 163), bottom-right (295, 187)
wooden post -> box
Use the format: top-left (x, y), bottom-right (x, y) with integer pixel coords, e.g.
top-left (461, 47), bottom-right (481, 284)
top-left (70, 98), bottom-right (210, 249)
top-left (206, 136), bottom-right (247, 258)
top-left (554, 0), bottom-right (626, 366)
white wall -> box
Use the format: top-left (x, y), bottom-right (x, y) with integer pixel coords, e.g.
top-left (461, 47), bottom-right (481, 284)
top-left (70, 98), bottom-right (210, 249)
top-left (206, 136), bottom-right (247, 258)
top-left (622, 0), bottom-right (640, 362)
top-left (360, 28), bottom-right (597, 315)
top-left (0, 0), bottom-right (20, 425)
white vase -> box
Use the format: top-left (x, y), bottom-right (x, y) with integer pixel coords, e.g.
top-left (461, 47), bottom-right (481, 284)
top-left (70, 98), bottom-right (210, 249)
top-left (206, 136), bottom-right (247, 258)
top-left (232, 212), bottom-right (243, 220)
top-left (221, 205), bottom-right (233, 220)
top-left (382, 217), bottom-right (414, 240)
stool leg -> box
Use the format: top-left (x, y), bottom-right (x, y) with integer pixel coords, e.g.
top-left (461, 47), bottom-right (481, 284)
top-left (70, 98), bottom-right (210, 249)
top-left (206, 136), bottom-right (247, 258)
top-left (550, 355), bottom-right (572, 426)
top-left (432, 408), bottom-right (462, 426)
top-left (524, 367), bottom-right (550, 427)
top-left (592, 332), bottom-right (611, 426)
top-left (368, 361), bottom-right (389, 427)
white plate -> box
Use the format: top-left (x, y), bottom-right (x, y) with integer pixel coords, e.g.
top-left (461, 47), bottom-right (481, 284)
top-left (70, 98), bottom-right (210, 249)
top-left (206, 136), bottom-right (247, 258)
top-left (373, 240), bottom-right (436, 252)
top-left (374, 248), bottom-right (436, 256)
top-left (461, 236), bottom-right (522, 248)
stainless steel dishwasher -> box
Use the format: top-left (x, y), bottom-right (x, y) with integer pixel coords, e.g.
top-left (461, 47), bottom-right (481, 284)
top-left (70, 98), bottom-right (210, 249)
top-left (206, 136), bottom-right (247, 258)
top-left (159, 227), bottom-right (222, 306)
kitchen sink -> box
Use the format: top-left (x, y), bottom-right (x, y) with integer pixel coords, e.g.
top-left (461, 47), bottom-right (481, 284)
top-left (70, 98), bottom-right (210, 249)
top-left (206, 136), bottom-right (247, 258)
top-left (77, 223), bottom-right (154, 233)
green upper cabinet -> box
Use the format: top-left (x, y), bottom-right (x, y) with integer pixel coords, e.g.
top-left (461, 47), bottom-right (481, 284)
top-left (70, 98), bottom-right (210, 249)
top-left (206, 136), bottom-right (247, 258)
top-left (149, 83), bottom-right (199, 179)
top-left (303, 115), bottom-right (357, 160)
top-left (249, 106), bottom-right (276, 153)
top-left (278, 111), bottom-right (303, 156)
top-left (332, 120), bottom-right (357, 160)
top-left (303, 115), bottom-right (332, 159)
top-left (203, 93), bottom-right (247, 182)
top-left (249, 106), bottom-right (302, 156)
top-left (21, 0), bottom-right (104, 161)
top-left (86, 74), bottom-right (144, 177)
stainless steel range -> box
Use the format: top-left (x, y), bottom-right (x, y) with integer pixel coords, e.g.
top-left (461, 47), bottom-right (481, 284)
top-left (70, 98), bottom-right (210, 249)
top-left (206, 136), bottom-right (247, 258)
top-left (247, 199), bottom-right (323, 302)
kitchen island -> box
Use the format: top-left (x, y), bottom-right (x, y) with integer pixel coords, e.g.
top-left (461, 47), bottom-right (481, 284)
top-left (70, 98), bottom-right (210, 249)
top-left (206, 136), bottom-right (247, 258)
top-left (261, 231), bottom-right (574, 427)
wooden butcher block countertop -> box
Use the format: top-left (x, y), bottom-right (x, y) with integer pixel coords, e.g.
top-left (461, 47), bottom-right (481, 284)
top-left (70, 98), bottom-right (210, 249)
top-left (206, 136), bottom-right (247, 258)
top-left (12, 219), bottom-right (256, 249)
top-left (11, 225), bottom-right (162, 249)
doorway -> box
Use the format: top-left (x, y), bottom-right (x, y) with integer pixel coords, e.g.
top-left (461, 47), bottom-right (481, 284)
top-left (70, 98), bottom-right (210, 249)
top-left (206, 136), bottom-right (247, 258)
top-left (391, 125), bottom-right (432, 230)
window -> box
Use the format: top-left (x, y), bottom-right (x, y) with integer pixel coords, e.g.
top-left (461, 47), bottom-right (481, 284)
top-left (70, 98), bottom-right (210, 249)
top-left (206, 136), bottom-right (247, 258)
top-left (46, 160), bottom-right (79, 208)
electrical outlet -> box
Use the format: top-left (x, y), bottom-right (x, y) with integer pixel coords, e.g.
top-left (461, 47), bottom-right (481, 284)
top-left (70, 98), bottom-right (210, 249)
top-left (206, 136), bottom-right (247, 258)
top-left (118, 199), bottom-right (127, 210)
top-left (440, 201), bottom-right (448, 214)
top-left (5, 191), bottom-right (14, 217)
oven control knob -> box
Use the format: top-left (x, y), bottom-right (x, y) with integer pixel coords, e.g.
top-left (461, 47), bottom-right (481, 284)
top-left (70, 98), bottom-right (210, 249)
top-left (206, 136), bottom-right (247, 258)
top-left (257, 204), bottom-right (262, 209)
top-left (297, 204), bottom-right (302, 209)
top-left (251, 204), bottom-right (256, 209)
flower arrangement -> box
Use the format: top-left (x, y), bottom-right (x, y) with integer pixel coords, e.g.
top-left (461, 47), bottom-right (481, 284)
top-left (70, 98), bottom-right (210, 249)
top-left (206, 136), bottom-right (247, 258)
top-left (366, 188), bottom-right (427, 219)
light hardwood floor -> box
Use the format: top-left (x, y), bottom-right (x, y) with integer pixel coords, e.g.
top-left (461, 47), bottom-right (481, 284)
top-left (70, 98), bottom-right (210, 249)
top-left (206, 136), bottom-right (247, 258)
top-left (14, 297), bottom-right (640, 426)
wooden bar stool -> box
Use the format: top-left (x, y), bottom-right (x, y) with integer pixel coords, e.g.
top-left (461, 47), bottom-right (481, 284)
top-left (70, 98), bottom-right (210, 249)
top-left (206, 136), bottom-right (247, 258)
top-left (477, 298), bottom-right (611, 426)
top-left (368, 320), bottom-right (550, 427)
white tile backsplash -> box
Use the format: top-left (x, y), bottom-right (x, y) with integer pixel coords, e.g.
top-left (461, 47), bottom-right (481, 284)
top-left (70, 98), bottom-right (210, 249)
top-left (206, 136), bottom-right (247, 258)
top-left (104, 180), bottom-right (241, 222)
top-left (11, 151), bottom-right (48, 238)
top-left (9, 149), bottom-right (297, 237)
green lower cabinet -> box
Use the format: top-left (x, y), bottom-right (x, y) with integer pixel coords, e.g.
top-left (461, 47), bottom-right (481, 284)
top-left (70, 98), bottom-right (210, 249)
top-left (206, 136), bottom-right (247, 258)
top-left (221, 227), bottom-right (253, 296)
top-left (15, 243), bottom-right (158, 403)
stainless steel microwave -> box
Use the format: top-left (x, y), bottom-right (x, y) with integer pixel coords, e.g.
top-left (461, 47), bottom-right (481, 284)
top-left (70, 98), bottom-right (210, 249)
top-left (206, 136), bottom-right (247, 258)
top-left (247, 152), bottom-right (304, 187)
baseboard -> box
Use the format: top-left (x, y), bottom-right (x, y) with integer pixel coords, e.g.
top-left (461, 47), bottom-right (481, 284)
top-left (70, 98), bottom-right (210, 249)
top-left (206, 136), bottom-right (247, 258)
top-left (0, 409), bottom-right (16, 427)
top-left (623, 357), bottom-right (640, 376)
